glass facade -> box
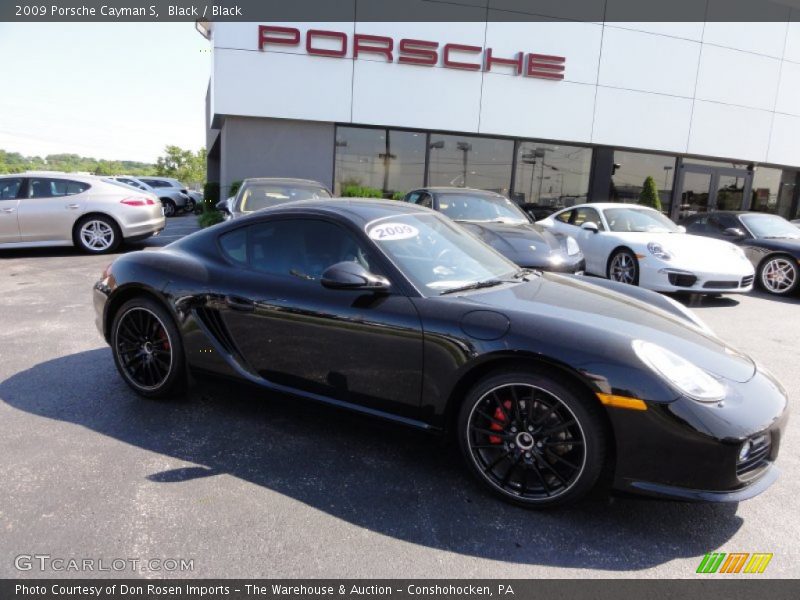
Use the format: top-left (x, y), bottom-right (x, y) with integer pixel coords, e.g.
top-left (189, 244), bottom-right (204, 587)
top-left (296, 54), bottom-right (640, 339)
top-left (611, 151), bottom-right (676, 215)
top-left (334, 126), bottom-right (426, 197)
top-left (427, 134), bottom-right (514, 193)
top-left (513, 142), bottom-right (591, 208)
top-left (331, 125), bottom-right (799, 219)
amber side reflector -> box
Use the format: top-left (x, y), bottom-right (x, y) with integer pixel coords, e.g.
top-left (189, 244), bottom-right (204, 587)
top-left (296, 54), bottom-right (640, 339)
top-left (596, 393), bottom-right (648, 411)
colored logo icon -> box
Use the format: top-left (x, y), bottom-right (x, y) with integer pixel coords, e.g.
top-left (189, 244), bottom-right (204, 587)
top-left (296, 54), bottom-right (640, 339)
top-left (697, 552), bottom-right (773, 574)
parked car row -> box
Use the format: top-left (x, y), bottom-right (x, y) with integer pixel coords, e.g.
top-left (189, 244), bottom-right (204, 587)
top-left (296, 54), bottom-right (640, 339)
top-left (0, 171), bottom-right (165, 253)
top-left (106, 176), bottom-right (197, 217)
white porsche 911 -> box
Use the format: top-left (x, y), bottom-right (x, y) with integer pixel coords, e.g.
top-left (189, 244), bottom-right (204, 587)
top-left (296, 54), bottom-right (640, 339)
top-left (538, 203), bottom-right (754, 294)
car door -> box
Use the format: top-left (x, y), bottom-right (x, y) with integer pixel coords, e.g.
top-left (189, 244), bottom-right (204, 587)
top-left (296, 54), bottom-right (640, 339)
top-left (569, 206), bottom-right (608, 274)
top-left (211, 216), bottom-right (425, 417)
top-left (17, 177), bottom-right (89, 242)
top-left (0, 177), bottom-right (23, 243)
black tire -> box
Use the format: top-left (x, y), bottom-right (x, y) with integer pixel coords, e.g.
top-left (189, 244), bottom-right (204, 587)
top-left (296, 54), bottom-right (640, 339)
top-left (607, 249), bottom-right (639, 286)
top-left (110, 297), bottom-right (186, 399)
top-left (161, 199), bottom-right (176, 217)
top-left (457, 369), bottom-right (607, 508)
top-left (184, 198), bottom-right (196, 213)
top-left (73, 215), bottom-right (121, 254)
top-left (757, 254), bottom-right (799, 296)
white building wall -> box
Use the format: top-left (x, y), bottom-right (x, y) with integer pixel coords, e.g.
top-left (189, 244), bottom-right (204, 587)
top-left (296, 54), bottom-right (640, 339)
top-left (210, 14), bottom-right (800, 167)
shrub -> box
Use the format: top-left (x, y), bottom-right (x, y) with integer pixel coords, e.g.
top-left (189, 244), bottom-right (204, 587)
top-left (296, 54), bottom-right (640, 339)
top-left (229, 180), bottom-right (243, 198)
top-left (341, 184), bottom-right (383, 198)
top-left (639, 176), bottom-right (662, 212)
top-left (198, 207), bottom-right (224, 228)
top-left (203, 182), bottom-right (220, 210)
top-left (391, 191), bottom-right (405, 200)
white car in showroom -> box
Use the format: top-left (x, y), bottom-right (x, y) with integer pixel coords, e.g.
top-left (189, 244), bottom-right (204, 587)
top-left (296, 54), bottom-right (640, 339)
top-left (538, 203), bottom-right (754, 294)
top-left (0, 172), bottom-right (165, 254)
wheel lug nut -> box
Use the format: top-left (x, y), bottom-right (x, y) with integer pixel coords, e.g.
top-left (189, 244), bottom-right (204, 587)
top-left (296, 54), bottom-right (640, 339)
top-left (509, 443), bottom-right (515, 449)
top-left (511, 427), bottom-right (517, 433)
top-left (527, 426), bottom-right (533, 432)
top-left (525, 452), bottom-right (531, 458)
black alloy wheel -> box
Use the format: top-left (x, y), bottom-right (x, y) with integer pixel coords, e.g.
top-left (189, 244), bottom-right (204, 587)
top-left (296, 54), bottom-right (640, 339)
top-left (458, 371), bottom-right (606, 507)
top-left (111, 298), bottom-right (186, 398)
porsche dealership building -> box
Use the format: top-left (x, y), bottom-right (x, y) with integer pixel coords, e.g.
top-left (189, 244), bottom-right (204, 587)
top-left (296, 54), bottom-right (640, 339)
top-left (203, 13), bottom-right (800, 221)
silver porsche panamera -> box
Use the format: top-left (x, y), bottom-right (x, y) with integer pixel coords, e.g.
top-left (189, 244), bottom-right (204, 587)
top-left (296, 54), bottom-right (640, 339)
top-left (0, 172), bottom-right (165, 253)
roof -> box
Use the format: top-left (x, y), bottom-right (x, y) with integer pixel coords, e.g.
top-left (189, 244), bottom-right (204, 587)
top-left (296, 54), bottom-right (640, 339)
top-left (233, 197), bottom-right (432, 226)
top-left (561, 202), bottom-right (661, 211)
top-left (417, 186), bottom-right (503, 195)
top-left (242, 177), bottom-right (329, 187)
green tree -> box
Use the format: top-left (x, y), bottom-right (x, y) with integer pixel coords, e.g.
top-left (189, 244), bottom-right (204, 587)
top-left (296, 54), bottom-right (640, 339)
top-left (639, 176), bottom-right (662, 212)
top-left (156, 145), bottom-right (206, 186)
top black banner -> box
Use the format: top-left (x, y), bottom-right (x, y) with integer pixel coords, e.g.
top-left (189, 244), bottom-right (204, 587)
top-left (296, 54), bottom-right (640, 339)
top-left (5, 0), bottom-right (800, 22)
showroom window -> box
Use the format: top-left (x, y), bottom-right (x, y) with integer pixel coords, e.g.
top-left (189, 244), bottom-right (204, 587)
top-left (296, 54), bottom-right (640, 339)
top-left (611, 151), bottom-right (677, 215)
top-left (427, 134), bottom-right (513, 194)
top-left (749, 167), bottom-right (797, 219)
top-left (334, 126), bottom-right (426, 198)
top-left (513, 142), bottom-right (591, 207)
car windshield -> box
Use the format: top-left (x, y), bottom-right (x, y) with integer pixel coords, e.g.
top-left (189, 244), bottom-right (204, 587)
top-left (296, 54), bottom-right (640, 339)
top-left (740, 214), bottom-right (800, 239)
top-left (365, 212), bottom-right (519, 295)
top-left (238, 184), bottom-right (332, 213)
top-left (604, 207), bottom-right (679, 233)
top-left (437, 193), bottom-right (529, 224)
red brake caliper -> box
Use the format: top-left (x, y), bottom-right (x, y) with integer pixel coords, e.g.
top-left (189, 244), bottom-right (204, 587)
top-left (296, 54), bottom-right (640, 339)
top-left (158, 329), bottom-right (170, 351)
top-left (489, 400), bottom-right (512, 444)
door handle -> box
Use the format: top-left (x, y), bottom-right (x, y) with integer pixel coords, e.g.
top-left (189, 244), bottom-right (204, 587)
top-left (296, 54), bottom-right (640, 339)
top-left (224, 295), bottom-right (255, 312)
top-left (66, 204), bottom-right (80, 209)
top-left (1, 207), bottom-right (14, 213)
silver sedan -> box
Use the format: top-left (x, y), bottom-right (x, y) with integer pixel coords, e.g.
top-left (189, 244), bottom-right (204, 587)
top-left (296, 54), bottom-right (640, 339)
top-left (0, 172), bottom-right (165, 253)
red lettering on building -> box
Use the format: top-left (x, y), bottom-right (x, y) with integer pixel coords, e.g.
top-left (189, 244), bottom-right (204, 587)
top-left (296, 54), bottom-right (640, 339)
top-left (398, 39), bottom-right (439, 66)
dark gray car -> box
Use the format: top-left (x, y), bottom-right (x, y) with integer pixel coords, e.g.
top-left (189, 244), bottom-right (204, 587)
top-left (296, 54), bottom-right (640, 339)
top-left (218, 178), bottom-right (332, 220)
top-left (402, 187), bottom-right (585, 273)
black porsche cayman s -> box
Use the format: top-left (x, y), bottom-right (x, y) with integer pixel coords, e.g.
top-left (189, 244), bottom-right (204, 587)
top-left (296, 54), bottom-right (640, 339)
top-left (94, 199), bottom-right (787, 507)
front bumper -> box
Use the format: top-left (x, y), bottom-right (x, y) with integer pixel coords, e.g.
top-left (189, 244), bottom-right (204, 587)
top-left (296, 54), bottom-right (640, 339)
top-left (608, 367), bottom-right (788, 502)
top-left (639, 261), bottom-right (755, 293)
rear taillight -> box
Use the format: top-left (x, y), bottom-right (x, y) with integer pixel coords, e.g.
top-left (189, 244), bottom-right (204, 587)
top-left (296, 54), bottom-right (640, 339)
top-left (120, 197), bottom-right (155, 206)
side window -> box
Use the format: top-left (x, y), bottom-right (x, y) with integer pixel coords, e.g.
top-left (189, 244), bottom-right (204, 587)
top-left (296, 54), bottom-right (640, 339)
top-left (221, 220), bottom-right (378, 281)
top-left (405, 192), bottom-right (421, 204)
top-left (707, 216), bottom-right (725, 233)
top-left (66, 180), bottom-right (90, 195)
top-left (684, 216), bottom-right (706, 232)
top-left (0, 178), bottom-right (22, 200)
top-left (418, 193), bottom-right (433, 209)
top-left (555, 210), bottom-right (573, 224)
top-left (28, 178), bottom-right (57, 198)
top-left (718, 214), bottom-right (741, 231)
top-left (573, 207), bottom-right (604, 230)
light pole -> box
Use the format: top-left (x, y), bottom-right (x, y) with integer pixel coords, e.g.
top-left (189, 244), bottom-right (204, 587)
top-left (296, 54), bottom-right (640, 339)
top-left (378, 131), bottom-right (396, 195)
top-left (456, 142), bottom-right (472, 187)
top-left (663, 165), bottom-right (673, 190)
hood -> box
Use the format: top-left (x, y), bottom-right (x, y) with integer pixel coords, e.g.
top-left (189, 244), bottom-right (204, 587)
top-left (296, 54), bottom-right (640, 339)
top-left (458, 221), bottom-right (571, 267)
top-left (466, 274), bottom-right (756, 384)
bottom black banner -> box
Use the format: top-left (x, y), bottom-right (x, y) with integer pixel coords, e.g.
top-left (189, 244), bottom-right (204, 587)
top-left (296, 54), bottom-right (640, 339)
top-left (1, 580), bottom-right (799, 600)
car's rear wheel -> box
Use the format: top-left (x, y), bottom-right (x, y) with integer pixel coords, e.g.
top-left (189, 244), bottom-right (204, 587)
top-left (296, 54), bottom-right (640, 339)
top-left (185, 198), bottom-right (196, 213)
top-left (758, 255), bottom-right (799, 295)
top-left (608, 249), bottom-right (639, 285)
top-left (458, 370), bottom-right (607, 508)
top-left (161, 199), bottom-right (176, 217)
top-left (74, 215), bottom-right (120, 254)
top-left (111, 297), bottom-right (186, 399)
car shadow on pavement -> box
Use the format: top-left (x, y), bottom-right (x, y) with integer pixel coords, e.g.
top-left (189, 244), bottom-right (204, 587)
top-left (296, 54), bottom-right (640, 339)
top-left (0, 348), bottom-right (744, 571)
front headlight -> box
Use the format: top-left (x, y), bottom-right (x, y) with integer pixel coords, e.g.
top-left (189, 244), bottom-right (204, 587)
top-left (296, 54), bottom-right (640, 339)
top-left (565, 236), bottom-right (580, 256)
top-left (632, 340), bottom-right (725, 402)
top-left (647, 241), bottom-right (672, 260)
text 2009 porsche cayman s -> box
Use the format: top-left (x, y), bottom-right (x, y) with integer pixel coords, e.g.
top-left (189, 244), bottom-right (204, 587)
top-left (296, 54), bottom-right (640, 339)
top-left (94, 199), bottom-right (787, 507)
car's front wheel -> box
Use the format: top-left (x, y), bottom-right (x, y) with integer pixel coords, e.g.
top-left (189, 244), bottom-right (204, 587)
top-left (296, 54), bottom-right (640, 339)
top-left (74, 215), bottom-right (121, 254)
top-left (758, 255), bottom-right (799, 295)
top-left (111, 297), bottom-right (186, 399)
top-left (608, 249), bottom-right (639, 285)
top-left (458, 370), bottom-right (607, 508)
top-left (161, 199), bottom-right (176, 217)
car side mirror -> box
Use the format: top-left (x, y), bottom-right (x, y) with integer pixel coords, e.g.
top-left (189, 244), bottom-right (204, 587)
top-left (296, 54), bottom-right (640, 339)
top-left (723, 227), bottom-right (745, 238)
top-left (321, 261), bottom-right (390, 292)
top-left (215, 200), bottom-right (229, 213)
top-left (580, 221), bottom-right (599, 233)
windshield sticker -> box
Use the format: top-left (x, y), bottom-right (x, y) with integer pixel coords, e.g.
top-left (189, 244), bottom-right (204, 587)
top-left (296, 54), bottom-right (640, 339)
top-left (368, 222), bottom-right (419, 241)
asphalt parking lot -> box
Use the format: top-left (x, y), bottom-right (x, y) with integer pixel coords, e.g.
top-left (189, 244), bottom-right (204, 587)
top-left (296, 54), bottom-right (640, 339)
top-left (0, 214), bottom-right (798, 579)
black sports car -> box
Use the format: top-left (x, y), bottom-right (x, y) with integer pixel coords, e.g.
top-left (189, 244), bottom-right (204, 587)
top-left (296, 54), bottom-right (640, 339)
top-left (682, 211), bottom-right (800, 295)
top-left (401, 187), bottom-right (585, 273)
top-left (94, 199), bottom-right (787, 508)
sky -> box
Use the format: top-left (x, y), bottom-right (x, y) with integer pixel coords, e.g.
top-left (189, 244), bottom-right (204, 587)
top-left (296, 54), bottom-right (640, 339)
top-left (0, 22), bottom-right (210, 163)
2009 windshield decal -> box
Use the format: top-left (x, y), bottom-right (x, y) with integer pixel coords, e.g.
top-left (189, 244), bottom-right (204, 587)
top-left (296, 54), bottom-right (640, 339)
top-left (257, 25), bottom-right (566, 81)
